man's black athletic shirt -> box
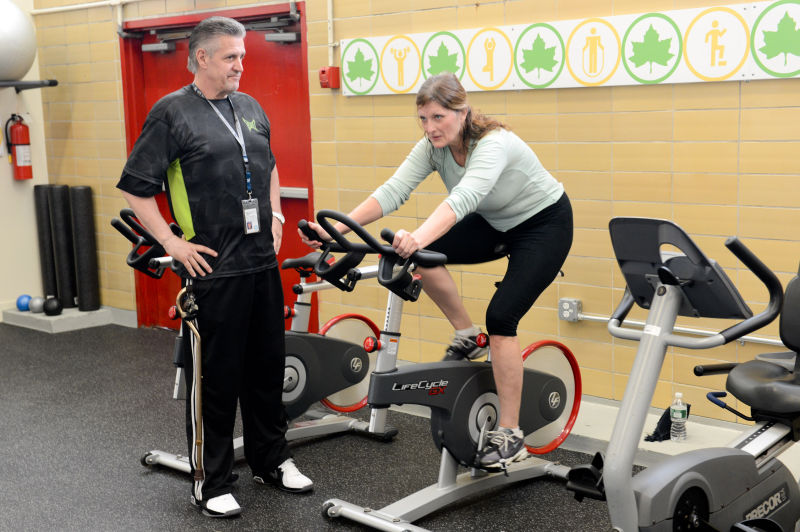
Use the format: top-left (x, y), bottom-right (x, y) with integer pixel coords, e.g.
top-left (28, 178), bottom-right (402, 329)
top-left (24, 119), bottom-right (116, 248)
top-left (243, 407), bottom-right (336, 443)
top-left (117, 84), bottom-right (278, 278)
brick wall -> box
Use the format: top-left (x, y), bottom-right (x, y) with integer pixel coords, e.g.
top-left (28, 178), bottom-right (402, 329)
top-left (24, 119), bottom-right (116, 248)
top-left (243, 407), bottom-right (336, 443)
top-left (305, 0), bottom-right (800, 422)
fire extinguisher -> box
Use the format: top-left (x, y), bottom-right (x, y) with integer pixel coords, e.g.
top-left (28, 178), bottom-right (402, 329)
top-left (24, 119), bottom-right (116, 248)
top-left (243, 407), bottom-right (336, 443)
top-left (5, 114), bottom-right (33, 180)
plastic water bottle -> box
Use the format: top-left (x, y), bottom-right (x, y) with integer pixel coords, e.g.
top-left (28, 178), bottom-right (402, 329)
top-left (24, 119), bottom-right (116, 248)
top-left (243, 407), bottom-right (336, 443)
top-left (670, 392), bottom-right (687, 441)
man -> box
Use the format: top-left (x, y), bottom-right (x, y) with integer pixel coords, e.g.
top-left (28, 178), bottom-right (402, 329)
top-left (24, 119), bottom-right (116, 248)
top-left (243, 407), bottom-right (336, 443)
top-left (117, 16), bottom-right (312, 518)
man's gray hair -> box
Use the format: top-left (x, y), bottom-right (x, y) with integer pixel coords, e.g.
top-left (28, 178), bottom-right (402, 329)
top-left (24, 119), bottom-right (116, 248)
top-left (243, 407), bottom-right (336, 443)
top-left (187, 16), bottom-right (246, 74)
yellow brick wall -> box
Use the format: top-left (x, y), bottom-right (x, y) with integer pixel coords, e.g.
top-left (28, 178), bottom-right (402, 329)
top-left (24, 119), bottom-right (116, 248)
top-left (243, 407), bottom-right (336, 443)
top-left (306, 0), bottom-right (800, 423)
top-left (29, 0), bottom-right (800, 424)
top-left (34, 2), bottom-right (133, 310)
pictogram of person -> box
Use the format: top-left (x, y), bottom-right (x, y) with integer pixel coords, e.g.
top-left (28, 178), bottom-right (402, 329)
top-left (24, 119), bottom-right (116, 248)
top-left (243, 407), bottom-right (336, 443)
top-left (482, 37), bottom-right (496, 81)
top-left (583, 27), bottom-right (604, 77)
top-left (705, 20), bottom-right (727, 67)
top-left (391, 47), bottom-right (409, 86)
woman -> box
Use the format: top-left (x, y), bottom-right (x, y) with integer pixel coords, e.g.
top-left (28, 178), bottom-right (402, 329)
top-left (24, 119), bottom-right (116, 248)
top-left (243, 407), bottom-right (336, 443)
top-left (302, 72), bottom-right (573, 470)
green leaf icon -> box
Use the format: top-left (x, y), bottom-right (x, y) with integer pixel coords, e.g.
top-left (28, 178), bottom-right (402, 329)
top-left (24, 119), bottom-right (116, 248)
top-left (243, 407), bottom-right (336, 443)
top-left (347, 48), bottom-right (374, 85)
top-left (428, 42), bottom-right (459, 76)
top-left (519, 34), bottom-right (558, 79)
top-left (629, 24), bottom-right (674, 74)
top-left (760, 11), bottom-right (800, 67)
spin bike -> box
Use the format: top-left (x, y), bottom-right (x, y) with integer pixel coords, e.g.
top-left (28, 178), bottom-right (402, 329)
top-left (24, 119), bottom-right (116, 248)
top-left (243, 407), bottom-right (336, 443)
top-left (111, 209), bottom-right (397, 475)
top-left (566, 217), bottom-right (800, 531)
top-left (305, 210), bottom-right (583, 532)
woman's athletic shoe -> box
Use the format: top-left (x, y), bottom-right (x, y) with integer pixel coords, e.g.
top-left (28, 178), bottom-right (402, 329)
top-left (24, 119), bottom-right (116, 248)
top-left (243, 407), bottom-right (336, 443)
top-left (190, 493), bottom-right (242, 518)
top-left (254, 458), bottom-right (313, 493)
top-left (476, 427), bottom-right (528, 471)
top-left (443, 332), bottom-right (489, 361)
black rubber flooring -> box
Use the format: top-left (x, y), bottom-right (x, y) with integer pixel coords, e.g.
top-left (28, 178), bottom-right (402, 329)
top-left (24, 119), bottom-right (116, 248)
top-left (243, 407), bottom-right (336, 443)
top-left (0, 323), bottom-right (610, 531)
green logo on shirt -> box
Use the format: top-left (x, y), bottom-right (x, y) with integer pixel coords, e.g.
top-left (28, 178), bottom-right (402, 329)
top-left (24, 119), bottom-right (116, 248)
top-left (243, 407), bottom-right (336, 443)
top-left (242, 117), bottom-right (257, 133)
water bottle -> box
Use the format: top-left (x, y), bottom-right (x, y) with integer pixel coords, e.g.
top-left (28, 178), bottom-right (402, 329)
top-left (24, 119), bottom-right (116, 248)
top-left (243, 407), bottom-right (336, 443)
top-left (670, 392), bottom-right (688, 441)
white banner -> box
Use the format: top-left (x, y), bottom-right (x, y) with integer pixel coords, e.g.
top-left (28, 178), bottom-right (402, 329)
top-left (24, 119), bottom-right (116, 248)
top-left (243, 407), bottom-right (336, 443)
top-left (340, 0), bottom-right (800, 95)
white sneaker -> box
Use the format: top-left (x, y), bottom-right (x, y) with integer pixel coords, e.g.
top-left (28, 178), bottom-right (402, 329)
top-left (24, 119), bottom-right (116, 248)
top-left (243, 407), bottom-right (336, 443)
top-left (477, 427), bottom-right (528, 471)
top-left (191, 493), bottom-right (241, 518)
top-left (254, 458), bottom-right (313, 493)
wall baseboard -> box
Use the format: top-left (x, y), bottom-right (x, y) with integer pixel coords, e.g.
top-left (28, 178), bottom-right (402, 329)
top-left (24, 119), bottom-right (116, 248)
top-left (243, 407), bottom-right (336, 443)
top-left (1, 306), bottom-right (137, 333)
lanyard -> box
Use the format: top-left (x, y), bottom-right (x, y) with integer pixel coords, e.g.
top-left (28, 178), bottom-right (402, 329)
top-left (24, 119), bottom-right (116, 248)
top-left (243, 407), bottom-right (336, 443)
top-left (191, 84), bottom-right (253, 198)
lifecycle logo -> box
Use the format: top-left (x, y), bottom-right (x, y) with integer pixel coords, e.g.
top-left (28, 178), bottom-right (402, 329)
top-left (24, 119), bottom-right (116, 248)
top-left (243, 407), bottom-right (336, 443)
top-left (392, 379), bottom-right (448, 395)
top-left (349, 357), bottom-right (363, 373)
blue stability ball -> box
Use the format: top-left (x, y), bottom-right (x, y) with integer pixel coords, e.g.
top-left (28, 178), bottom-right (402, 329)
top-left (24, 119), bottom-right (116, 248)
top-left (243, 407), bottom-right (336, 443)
top-left (28, 296), bottom-right (45, 313)
top-left (16, 294), bottom-right (32, 311)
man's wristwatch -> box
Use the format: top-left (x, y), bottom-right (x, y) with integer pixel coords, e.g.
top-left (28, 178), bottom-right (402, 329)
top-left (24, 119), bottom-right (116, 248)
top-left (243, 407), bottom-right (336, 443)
top-left (272, 212), bottom-right (285, 224)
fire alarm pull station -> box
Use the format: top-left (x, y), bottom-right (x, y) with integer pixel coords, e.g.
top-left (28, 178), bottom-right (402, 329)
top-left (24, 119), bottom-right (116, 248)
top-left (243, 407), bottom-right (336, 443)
top-left (319, 67), bottom-right (340, 89)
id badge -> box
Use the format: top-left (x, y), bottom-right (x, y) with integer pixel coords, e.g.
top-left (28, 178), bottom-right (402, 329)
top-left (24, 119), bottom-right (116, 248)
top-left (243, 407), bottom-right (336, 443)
top-left (242, 198), bottom-right (261, 235)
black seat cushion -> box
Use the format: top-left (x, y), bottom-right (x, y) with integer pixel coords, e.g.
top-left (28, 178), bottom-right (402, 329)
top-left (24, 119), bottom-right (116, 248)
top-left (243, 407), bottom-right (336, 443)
top-left (727, 359), bottom-right (800, 414)
top-left (780, 274), bottom-right (800, 353)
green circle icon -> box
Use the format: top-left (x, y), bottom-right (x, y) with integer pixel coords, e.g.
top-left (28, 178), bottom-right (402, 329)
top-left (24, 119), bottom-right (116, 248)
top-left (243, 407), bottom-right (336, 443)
top-left (622, 13), bottom-right (682, 84)
top-left (422, 31), bottom-right (466, 80)
top-left (342, 38), bottom-right (380, 95)
top-left (514, 23), bottom-right (565, 89)
top-left (751, 0), bottom-right (800, 78)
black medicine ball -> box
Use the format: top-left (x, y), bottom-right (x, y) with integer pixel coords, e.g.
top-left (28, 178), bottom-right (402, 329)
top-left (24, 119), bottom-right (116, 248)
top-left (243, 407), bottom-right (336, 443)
top-left (43, 298), bottom-right (63, 316)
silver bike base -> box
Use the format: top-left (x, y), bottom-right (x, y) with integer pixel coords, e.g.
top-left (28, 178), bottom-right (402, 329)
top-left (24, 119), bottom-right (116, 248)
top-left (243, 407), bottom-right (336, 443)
top-left (141, 413), bottom-right (371, 474)
top-left (323, 449), bottom-right (570, 532)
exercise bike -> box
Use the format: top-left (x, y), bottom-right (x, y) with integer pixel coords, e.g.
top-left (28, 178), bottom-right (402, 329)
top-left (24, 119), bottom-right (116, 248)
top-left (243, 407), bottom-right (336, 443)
top-left (566, 217), bottom-right (800, 531)
top-left (305, 210), bottom-right (582, 532)
top-left (111, 208), bottom-right (397, 475)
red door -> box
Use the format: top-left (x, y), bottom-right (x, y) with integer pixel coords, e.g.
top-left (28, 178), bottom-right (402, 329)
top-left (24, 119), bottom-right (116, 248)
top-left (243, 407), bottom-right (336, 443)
top-left (119, 3), bottom-right (315, 330)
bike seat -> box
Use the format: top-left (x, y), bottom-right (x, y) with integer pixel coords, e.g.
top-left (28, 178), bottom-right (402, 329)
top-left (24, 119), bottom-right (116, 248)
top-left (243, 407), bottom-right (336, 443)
top-left (726, 357), bottom-right (800, 414)
top-left (281, 251), bottom-right (321, 272)
top-left (755, 351), bottom-right (797, 372)
top-left (727, 264), bottom-right (800, 415)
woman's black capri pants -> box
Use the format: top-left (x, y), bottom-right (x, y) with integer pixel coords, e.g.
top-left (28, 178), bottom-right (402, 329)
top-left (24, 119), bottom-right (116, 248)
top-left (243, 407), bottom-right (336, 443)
top-left (426, 192), bottom-right (573, 337)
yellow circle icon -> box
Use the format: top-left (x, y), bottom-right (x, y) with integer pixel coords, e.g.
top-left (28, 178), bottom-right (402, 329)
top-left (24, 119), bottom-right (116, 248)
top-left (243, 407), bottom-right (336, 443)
top-left (380, 35), bottom-right (422, 94)
top-left (466, 28), bottom-right (514, 91)
top-left (566, 18), bottom-right (621, 87)
top-left (683, 7), bottom-right (749, 82)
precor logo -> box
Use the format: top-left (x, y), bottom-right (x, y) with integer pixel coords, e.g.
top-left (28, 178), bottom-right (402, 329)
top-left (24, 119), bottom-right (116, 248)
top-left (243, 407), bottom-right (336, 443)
top-left (744, 485), bottom-right (788, 520)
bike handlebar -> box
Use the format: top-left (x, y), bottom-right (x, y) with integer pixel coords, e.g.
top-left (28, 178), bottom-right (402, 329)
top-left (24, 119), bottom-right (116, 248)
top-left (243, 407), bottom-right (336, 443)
top-left (377, 228), bottom-right (448, 293)
top-left (110, 208), bottom-right (180, 279)
top-left (307, 210), bottom-right (447, 301)
top-left (608, 236), bottom-right (783, 348)
top-left (717, 236), bottom-right (783, 343)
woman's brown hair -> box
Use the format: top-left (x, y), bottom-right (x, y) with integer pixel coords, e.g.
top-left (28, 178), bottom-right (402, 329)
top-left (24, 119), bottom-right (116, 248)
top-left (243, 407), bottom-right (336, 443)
top-left (415, 72), bottom-right (506, 155)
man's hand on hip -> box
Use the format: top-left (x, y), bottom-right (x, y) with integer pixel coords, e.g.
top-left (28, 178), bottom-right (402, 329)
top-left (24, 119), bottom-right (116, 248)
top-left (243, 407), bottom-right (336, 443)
top-left (164, 235), bottom-right (217, 277)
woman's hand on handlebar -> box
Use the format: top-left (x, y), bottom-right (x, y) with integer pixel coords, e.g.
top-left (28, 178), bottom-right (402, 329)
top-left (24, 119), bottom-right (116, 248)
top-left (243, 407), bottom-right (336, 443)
top-left (163, 235), bottom-right (217, 278)
top-left (298, 221), bottom-right (331, 249)
top-left (391, 229), bottom-right (423, 259)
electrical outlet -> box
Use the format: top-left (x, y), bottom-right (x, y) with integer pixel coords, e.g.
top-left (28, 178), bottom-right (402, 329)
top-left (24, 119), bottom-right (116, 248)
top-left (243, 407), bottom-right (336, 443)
top-left (558, 298), bottom-right (582, 322)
